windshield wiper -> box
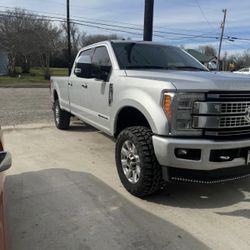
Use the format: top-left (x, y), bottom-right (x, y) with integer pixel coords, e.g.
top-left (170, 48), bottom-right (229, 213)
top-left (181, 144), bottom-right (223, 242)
top-left (170, 66), bottom-right (208, 71)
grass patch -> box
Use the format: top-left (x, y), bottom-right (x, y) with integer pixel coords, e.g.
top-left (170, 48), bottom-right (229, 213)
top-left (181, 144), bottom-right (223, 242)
top-left (0, 67), bottom-right (68, 88)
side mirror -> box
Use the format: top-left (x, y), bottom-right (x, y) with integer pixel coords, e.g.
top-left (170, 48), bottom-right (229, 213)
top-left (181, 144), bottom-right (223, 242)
top-left (74, 55), bottom-right (92, 78)
top-left (0, 151), bottom-right (11, 172)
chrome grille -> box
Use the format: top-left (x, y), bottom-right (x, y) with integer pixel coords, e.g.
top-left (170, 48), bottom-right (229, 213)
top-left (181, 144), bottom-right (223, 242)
top-left (194, 92), bottom-right (250, 137)
top-left (220, 116), bottom-right (250, 128)
top-left (220, 102), bottom-right (250, 114)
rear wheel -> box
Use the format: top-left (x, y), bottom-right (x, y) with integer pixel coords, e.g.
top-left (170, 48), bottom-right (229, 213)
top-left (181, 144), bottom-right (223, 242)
top-left (54, 100), bottom-right (71, 130)
top-left (115, 126), bottom-right (162, 197)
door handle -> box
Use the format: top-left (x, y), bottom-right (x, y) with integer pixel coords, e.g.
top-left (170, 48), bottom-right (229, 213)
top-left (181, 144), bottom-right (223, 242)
top-left (68, 82), bottom-right (73, 86)
top-left (81, 83), bottom-right (88, 89)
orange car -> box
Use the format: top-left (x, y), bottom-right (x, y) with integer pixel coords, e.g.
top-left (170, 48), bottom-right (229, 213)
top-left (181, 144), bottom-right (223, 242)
top-left (0, 129), bottom-right (11, 250)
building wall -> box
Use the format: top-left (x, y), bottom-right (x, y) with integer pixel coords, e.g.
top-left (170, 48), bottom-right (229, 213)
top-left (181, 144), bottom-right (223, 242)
top-left (0, 51), bottom-right (8, 75)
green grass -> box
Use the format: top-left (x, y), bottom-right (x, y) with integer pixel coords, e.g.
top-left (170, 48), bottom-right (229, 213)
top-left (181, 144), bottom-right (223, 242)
top-left (0, 67), bottom-right (68, 88)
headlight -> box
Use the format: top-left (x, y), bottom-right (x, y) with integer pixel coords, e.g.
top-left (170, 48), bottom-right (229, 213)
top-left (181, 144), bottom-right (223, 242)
top-left (163, 92), bottom-right (205, 136)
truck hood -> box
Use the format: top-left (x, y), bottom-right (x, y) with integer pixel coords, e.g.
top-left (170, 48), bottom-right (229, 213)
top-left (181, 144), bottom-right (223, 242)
top-left (125, 70), bottom-right (250, 92)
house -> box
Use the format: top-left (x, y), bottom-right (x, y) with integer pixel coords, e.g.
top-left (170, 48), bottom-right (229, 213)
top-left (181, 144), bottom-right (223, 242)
top-left (0, 50), bottom-right (8, 75)
top-left (186, 49), bottom-right (217, 70)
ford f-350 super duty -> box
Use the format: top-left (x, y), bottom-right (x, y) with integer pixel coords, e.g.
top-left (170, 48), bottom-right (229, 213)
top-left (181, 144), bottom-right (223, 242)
top-left (51, 40), bottom-right (250, 197)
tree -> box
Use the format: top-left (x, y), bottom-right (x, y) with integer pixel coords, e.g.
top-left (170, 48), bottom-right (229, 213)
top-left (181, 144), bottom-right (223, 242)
top-left (198, 45), bottom-right (217, 57)
top-left (0, 9), bottom-right (26, 75)
top-left (0, 9), bottom-right (61, 78)
top-left (60, 22), bottom-right (81, 61)
top-left (33, 19), bottom-right (61, 79)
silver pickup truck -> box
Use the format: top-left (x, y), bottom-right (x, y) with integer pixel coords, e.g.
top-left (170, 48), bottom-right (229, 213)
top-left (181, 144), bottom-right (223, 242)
top-left (51, 40), bottom-right (250, 197)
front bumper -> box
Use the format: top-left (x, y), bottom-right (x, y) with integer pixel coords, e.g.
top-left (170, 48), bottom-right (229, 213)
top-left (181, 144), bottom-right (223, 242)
top-left (0, 152), bottom-right (12, 172)
top-left (152, 135), bottom-right (250, 171)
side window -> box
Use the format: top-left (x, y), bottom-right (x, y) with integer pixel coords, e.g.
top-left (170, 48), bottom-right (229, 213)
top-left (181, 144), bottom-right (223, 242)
top-left (92, 47), bottom-right (111, 67)
top-left (74, 49), bottom-right (94, 78)
top-left (91, 46), bottom-right (112, 81)
top-left (78, 49), bottom-right (94, 58)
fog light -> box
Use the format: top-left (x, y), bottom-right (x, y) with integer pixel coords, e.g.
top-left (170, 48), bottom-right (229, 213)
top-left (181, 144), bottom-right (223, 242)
top-left (175, 148), bottom-right (201, 161)
top-left (177, 149), bottom-right (188, 156)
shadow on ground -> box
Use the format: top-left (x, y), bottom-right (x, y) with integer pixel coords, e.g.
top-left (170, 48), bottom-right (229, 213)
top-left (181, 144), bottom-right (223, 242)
top-left (68, 121), bottom-right (115, 142)
top-left (146, 178), bottom-right (250, 213)
top-left (67, 121), bottom-right (98, 133)
top-left (5, 168), bottom-right (208, 250)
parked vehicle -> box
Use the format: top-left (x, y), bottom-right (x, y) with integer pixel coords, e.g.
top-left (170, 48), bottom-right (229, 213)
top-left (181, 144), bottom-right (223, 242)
top-left (51, 41), bottom-right (250, 197)
top-left (233, 67), bottom-right (250, 75)
top-left (0, 128), bottom-right (11, 250)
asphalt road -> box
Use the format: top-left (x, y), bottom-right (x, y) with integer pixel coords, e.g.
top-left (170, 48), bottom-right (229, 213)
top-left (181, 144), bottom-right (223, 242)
top-left (3, 123), bottom-right (250, 250)
top-left (0, 88), bottom-right (53, 126)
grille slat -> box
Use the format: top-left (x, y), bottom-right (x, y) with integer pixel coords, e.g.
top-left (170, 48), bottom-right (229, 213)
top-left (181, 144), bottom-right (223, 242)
top-left (220, 102), bottom-right (250, 114)
top-left (198, 92), bottom-right (250, 137)
top-left (219, 116), bottom-right (250, 128)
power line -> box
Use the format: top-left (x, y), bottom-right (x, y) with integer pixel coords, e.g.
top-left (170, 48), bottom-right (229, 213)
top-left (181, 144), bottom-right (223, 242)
top-left (0, 5), bottom-right (220, 36)
top-left (0, 10), bottom-right (220, 40)
top-left (0, 8), bottom-right (249, 43)
top-left (194, 0), bottom-right (214, 28)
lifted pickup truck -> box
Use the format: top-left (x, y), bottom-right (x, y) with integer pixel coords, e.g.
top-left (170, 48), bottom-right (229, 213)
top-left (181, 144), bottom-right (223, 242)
top-left (51, 40), bottom-right (250, 197)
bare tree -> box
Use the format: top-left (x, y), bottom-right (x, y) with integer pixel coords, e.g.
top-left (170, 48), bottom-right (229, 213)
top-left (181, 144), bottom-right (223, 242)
top-left (33, 20), bottom-right (61, 79)
top-left (60, 22), bottom-right (81, 61)
top-left (0, 9), bottom-right (60, 78)
top-left (0, 9), bottom-right (26, 75)
top-left (198, 45), bottom-right (217, 57)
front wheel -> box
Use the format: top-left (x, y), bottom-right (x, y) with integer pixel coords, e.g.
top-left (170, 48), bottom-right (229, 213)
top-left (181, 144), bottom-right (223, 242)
top-left (115, 126), bottom-right (162, 197)
top-left (54, 100), bottom-right (71, 130)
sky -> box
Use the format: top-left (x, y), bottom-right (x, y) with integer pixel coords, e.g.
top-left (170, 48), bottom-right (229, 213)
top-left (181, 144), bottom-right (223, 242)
top-left (1, 0), bottom-right (250, 55)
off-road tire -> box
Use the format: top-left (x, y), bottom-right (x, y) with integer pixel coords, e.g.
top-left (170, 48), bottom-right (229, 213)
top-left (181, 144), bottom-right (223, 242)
top-left (115, 126), bottom-right (162, 197)
top-left (54, 100), bottom-right (71, 130)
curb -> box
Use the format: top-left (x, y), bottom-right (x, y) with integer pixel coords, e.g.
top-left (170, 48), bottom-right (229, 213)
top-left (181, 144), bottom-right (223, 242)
top-left (2, 123), bottom-right (54, 132)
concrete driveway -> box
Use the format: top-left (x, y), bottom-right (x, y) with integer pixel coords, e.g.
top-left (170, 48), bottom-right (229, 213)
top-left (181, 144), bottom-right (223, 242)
top-left (3, 122), bottom-right (250, 250)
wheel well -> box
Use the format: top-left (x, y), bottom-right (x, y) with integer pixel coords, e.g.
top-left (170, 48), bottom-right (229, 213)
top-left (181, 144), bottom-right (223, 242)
top-left (54, 90), bottom-right (58, 101)
top-left (115, 107), bottom-right (151, 137)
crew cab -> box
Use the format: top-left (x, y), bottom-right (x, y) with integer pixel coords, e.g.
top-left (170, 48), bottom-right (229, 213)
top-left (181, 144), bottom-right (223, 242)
top-left (51, 40), bottom-right (250, 197)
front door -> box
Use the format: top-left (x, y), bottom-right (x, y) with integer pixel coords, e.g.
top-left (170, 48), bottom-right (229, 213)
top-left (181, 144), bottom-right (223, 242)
top-left (69, 48), bottom-right (94, 119)
top-left (83, 46), bottom-right (113, 133)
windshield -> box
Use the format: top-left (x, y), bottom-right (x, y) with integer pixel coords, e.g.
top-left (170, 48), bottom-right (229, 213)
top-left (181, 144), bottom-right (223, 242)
top-left (112, 42), bottom-right (208, 71)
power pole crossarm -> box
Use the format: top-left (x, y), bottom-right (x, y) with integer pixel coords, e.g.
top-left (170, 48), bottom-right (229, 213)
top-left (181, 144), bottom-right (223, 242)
top-left (217, 9), bottom-right (227, 71)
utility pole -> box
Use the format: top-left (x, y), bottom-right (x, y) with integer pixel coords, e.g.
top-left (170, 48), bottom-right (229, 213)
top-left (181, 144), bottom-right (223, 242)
top-left (143, 0), bottom-right (154, 41)
top-left (217, 9), bottom-right (227, 71)
top-left (67, 0), bottom-right (71, 76)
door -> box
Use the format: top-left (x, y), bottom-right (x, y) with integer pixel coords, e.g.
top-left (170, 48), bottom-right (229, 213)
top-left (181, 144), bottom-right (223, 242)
top-left (83, 46), bottom-right (113, 132)
top-left (69, 48), bottom-right (94, 118)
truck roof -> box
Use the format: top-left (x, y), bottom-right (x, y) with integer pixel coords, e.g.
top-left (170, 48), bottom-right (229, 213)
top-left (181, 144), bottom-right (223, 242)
top-left (82, 40), bottom-right (175, 50)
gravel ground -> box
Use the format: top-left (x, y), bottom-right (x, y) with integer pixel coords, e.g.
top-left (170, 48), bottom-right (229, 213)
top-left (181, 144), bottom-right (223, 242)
top-left (0, 88), bottom-right (53, 126)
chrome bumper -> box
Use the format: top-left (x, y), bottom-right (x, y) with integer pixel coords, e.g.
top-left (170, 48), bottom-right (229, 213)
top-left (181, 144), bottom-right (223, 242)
top-left (0, 151), bottom-right (12, 172)
top-left (152, 136), bottom-right (250, 171)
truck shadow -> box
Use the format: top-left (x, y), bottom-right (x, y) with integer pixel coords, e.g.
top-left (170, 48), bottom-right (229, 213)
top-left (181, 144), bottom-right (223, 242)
top-left (146, 178), bottom-right (250, 212)
top-left (67, 121), bottom-right (98, 133)
top-left (5, 169), bottom-right (208, 250)
top-left (68, 121), bottom-right (115, 141)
